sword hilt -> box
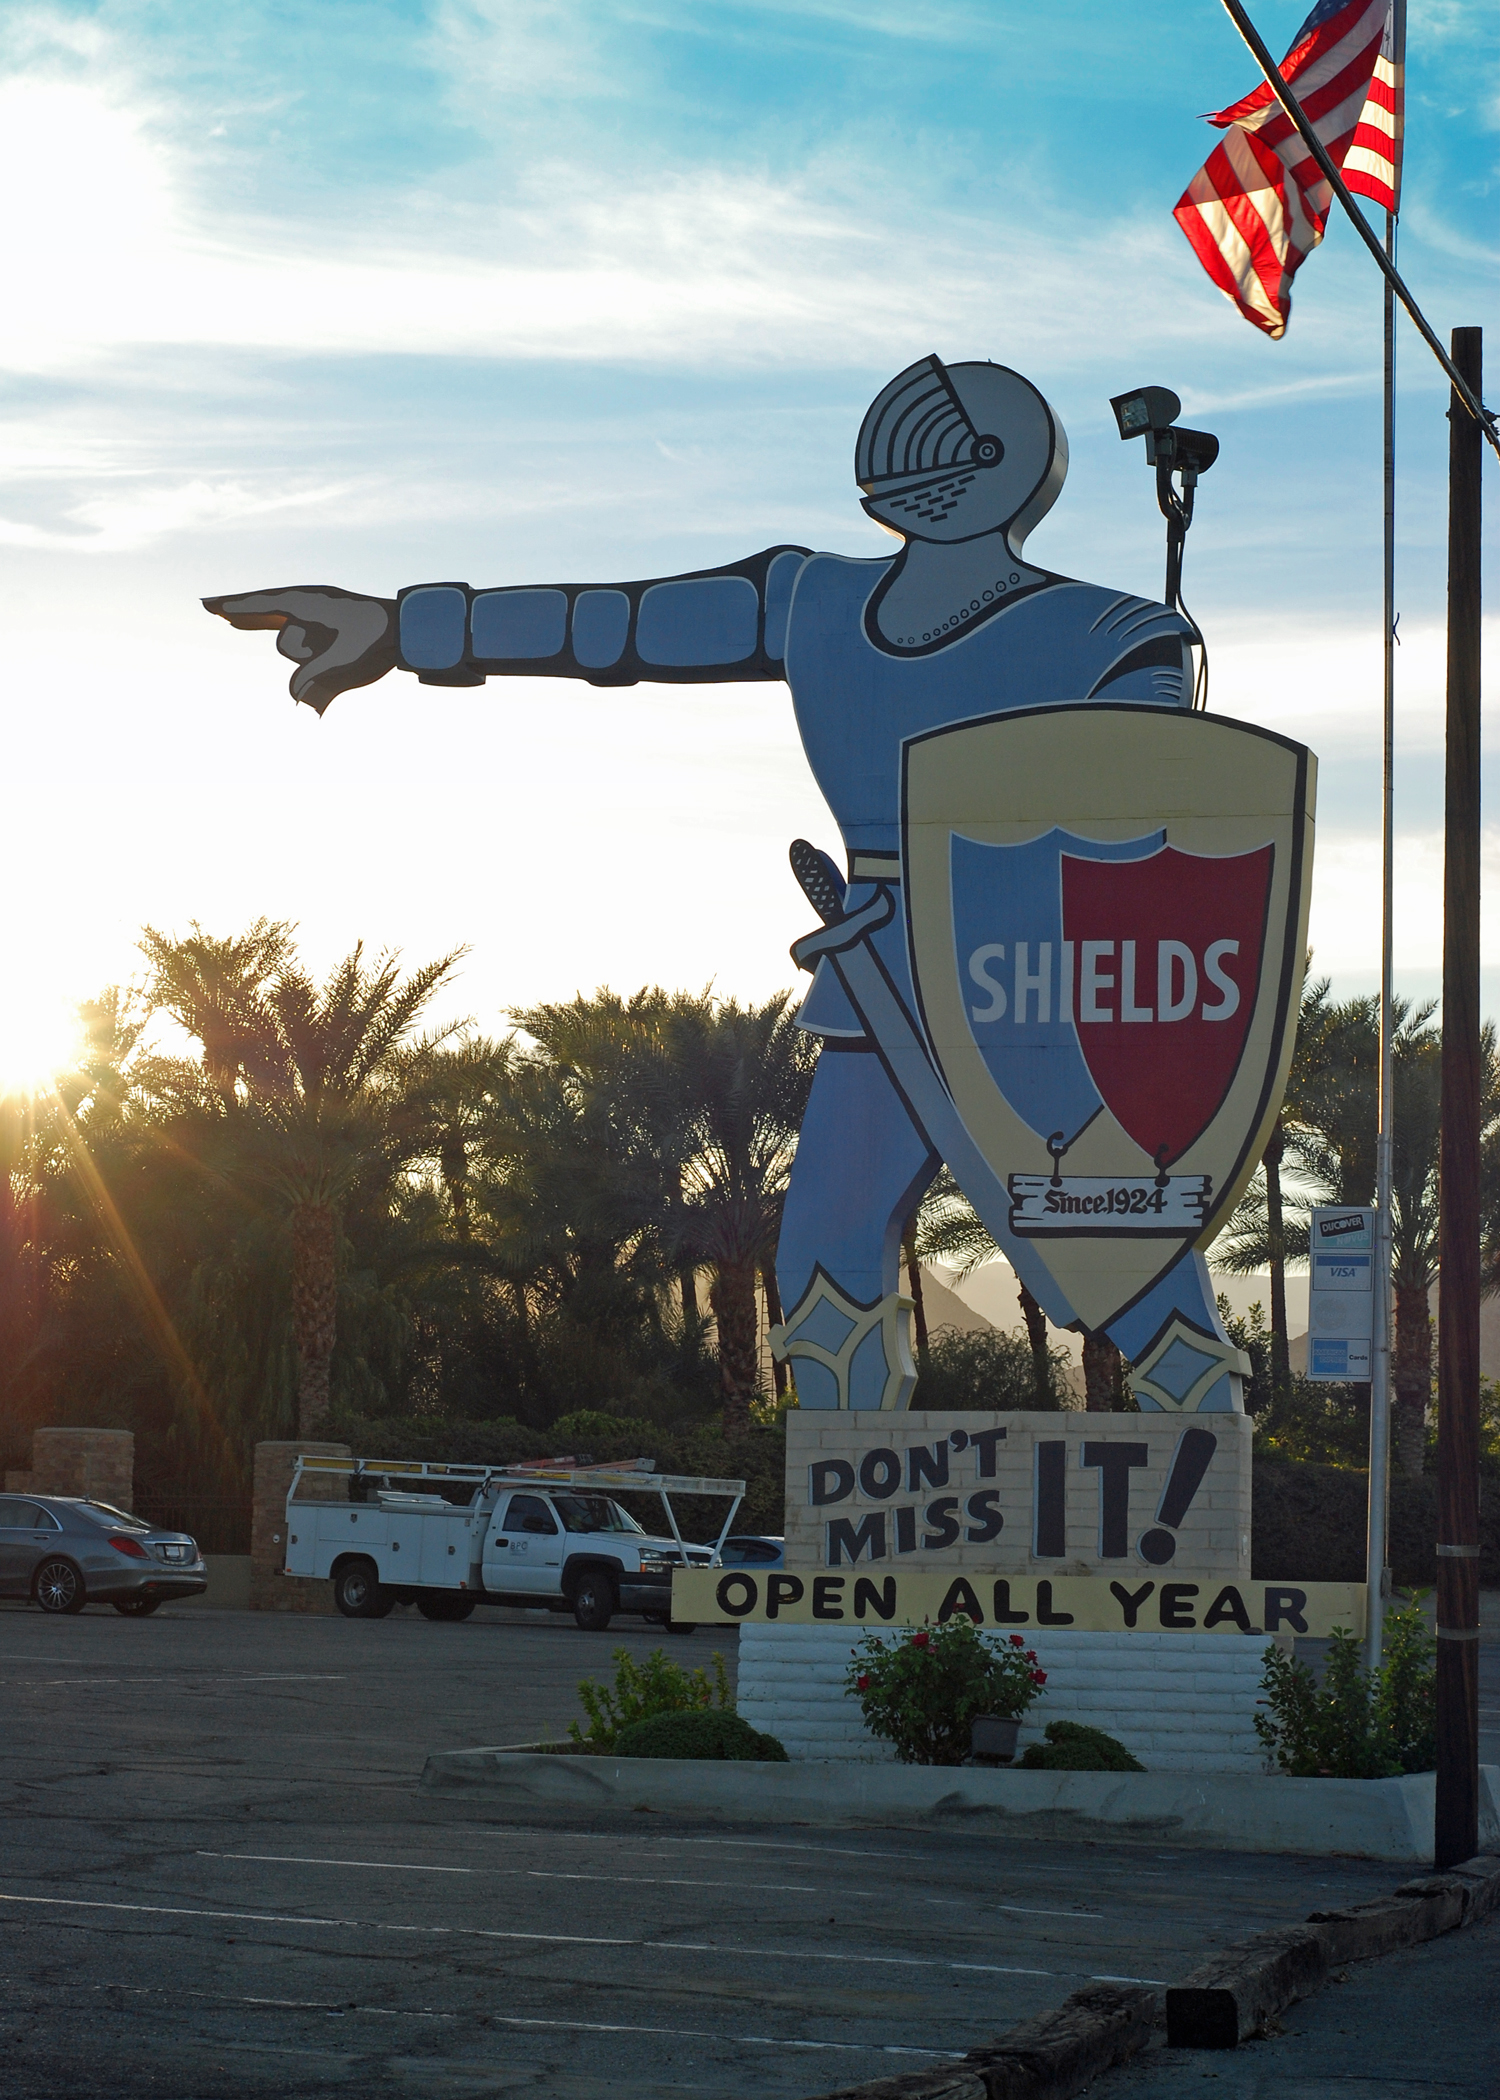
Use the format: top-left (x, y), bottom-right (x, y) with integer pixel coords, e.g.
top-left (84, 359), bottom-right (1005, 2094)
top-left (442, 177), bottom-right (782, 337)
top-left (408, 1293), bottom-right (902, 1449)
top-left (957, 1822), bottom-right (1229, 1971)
top-left (789, 838), bottom-right (846, 925)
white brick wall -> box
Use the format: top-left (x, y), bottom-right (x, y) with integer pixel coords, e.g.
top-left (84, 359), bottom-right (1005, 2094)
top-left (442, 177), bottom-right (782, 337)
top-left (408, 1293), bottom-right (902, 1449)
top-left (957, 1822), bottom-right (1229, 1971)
top-left (737, 1621), bottom-right (1269, 1774)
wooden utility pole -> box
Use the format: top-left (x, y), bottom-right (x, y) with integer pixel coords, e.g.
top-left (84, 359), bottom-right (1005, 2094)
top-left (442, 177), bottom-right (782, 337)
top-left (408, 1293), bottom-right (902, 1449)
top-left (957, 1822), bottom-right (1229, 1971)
top-left (1434, 325), bottom-right (1483, 1873)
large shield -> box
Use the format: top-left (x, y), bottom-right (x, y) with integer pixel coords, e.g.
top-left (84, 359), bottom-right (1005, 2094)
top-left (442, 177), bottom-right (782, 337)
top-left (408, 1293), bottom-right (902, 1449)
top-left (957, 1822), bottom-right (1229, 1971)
top-left (903, 705), bottom-right (1314, 1333)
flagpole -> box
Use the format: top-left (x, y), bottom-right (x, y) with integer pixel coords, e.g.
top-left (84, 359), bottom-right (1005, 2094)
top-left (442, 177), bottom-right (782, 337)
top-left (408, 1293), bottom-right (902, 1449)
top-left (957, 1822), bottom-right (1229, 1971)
top-left (1366, 208), bottom-right (1397, 1672)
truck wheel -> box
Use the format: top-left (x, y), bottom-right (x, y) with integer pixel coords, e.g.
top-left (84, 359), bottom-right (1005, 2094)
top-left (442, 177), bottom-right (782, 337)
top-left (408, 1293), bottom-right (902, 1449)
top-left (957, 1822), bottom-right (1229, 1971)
top-left (571, 1572), bottom-right (615, 1632)
top-left (416, 1594), bottom-right (477, 1622)
top-left (333, 1560), bottom-right (390, 1619)
top-left (666, 1621), bottom-right (697, 1635)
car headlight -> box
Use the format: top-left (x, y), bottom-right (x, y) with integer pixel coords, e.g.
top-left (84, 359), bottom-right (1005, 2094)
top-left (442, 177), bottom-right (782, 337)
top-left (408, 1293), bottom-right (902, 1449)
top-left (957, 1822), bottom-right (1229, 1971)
top-left (637, 1555), bottom-right (674, 1574)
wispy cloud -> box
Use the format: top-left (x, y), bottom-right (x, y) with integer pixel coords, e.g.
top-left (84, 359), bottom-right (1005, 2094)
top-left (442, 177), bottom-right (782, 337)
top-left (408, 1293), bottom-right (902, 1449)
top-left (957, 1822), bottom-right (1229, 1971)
top-left (0, 14), bottom-right (1391, 385)
top-left (0, 476), bottom-right (348, 552)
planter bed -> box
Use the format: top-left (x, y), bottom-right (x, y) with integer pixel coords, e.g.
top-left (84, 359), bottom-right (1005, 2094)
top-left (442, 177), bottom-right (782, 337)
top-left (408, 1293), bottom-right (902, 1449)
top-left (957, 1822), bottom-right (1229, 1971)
top-left (421, 1744), bottom-right (1500, 1863)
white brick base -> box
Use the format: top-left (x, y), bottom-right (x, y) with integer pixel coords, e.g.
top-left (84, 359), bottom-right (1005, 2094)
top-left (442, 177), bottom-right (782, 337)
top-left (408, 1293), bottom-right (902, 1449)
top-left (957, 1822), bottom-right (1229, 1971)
top-left (736, 1622), bottom-right (1270, 1774)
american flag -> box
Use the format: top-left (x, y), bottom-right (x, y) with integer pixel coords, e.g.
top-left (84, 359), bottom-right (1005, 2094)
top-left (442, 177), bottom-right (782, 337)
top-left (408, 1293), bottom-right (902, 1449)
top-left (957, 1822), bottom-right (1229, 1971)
top-left (1174, 0), bottom-right (1406, 339)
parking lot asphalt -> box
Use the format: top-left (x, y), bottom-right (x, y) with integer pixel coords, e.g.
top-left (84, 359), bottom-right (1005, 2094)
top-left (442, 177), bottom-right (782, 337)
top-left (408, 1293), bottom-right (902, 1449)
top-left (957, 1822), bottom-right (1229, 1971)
top-left (0, 1599), bottom-right (1464, 2100)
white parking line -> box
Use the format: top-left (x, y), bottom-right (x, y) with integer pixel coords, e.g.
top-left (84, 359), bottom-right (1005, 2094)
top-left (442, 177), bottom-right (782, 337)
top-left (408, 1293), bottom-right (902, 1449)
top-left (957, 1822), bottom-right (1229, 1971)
top-left (0, 1891), bottom-right (1053, 1976)
top-left (996, 1904), bottom-right (1103, 1919)
top-left (88, 1983), bottom-right (963, 2059)
top-left (197, 1850), bottom-right (818, 1893)
top-left (530, 1870), bottom-right (820, 1893)
top-left (475, 1827), bottom-right (889, 1861)
top-left (200, 1852), bottom-right (474, 1875)
top-left (6, 1675), bottom-right (347, 1688)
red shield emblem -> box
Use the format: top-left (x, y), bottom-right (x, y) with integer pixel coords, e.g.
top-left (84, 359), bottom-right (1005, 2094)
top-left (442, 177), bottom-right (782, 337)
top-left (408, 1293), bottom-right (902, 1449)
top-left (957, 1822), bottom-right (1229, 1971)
top-left (1061, 844), bottom-right (1273, 1170)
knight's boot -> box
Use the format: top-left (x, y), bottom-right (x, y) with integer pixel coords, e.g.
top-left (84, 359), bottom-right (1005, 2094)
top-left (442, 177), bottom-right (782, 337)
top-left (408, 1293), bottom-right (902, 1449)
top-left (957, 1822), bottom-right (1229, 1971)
top-left (769, 1274), bottom-right (917, 1410)
top-left (1126, 1319), bottom-right (1252, 1413)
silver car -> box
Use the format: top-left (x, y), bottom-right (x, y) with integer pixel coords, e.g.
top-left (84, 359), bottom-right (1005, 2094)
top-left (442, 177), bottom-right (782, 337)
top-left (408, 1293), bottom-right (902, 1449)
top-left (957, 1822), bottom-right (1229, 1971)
top-left (0, 1495), bottom-right (207, 1615)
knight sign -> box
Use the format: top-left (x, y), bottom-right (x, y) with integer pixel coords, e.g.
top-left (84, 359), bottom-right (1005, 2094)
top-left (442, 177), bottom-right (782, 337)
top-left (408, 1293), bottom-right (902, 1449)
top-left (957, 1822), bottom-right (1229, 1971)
top-left (206, 354), bottom-right (1314, 1416)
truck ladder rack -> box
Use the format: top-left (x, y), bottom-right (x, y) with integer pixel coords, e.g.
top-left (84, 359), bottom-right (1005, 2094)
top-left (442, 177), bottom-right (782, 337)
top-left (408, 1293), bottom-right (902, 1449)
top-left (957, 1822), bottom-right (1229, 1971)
top-left (291, 1454), bottom-right (745, 1498)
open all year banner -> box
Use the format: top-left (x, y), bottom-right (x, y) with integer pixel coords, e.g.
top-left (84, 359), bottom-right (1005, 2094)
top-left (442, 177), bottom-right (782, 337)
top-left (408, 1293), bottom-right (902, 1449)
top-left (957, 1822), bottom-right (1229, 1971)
top-left (671, 1568), bottom-right (1366, 1639)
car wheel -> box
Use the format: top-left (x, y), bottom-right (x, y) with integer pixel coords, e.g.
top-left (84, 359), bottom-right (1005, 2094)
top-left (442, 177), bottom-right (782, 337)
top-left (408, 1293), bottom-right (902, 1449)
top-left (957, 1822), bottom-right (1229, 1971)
top-left (416, 1594), bottom-right (477, 1622)
top-left (333, 1560), bottom-right (388, 1619)
top-left (571, 1573), bottom-right (615, 1632)
top-left (113, 1596), bottom-right (161, 1616)
top-left (34, 1559), bottom-right (86, 1615)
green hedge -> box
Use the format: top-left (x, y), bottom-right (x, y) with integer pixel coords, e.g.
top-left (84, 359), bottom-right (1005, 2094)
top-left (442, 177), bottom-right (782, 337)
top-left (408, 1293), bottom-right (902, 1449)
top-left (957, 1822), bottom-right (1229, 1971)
top-left (1252, 1456), bottom-right (1499, 1587)
top-left (326, 1408), bottom-right (788, 1538)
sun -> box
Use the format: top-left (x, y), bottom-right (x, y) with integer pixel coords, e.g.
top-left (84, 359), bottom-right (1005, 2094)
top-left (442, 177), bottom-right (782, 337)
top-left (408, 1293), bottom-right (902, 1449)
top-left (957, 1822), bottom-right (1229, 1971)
top-left (0, 990), bottom-right (82, 1099)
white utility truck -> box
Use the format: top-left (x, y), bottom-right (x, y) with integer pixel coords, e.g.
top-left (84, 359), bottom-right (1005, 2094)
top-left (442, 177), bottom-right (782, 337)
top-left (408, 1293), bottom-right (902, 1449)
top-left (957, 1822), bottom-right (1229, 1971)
top-left (283, 1454), bottom-right (745, 1631)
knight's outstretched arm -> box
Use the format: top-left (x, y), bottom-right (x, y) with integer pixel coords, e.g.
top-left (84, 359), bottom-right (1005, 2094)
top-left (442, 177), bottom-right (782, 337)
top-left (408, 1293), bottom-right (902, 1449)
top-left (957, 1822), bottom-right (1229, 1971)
top-left (401, 546), bottom-right (810, 691)
top-left (204, 547), bottom-right (810, 715)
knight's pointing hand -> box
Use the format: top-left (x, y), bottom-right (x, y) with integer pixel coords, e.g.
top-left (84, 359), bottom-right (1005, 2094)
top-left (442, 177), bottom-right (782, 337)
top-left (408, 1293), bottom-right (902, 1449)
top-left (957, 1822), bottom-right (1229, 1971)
top-left (202, 587), bottom-right (397, 714)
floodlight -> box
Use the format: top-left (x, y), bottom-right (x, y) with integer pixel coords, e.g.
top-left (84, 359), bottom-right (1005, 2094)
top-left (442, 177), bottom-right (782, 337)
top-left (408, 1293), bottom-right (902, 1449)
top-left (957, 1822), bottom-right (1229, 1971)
top-left (1108, 381), bottom-right (1220, 702)
top-left (1110, 386), bottom-right (1181, 441)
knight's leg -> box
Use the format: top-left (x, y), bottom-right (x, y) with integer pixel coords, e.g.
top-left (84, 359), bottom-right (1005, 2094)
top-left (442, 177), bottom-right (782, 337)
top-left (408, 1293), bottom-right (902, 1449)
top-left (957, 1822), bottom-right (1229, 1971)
top-left (774, 1046), bottom-right (940, 1410)
top-left (1104, 1248), bottom-right (1250, 1413)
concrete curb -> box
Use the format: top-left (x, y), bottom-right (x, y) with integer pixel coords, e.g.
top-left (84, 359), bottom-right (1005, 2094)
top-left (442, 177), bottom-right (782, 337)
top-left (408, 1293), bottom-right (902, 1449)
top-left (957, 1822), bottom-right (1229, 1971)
top-left (805, 1984), bottom-right (1157, 2100)
top-left (801, 1856), bottom-right (1500, 2099)
top-left (419, 1746), bottom-right (1500, 1863)
top-left (1164, 1851), bottom-right (1500, 2048)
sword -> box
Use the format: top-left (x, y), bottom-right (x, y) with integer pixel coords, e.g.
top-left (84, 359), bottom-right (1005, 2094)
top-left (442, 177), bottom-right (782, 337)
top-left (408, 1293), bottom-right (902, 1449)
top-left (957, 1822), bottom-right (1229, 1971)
top-left (788, 840), bottom-right (1079, 1331)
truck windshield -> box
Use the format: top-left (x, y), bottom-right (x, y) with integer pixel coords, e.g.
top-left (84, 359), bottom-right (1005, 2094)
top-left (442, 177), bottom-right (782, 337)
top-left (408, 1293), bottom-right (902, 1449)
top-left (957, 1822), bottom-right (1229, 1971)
top-left (551, 1495), bottom-right (645, 1535)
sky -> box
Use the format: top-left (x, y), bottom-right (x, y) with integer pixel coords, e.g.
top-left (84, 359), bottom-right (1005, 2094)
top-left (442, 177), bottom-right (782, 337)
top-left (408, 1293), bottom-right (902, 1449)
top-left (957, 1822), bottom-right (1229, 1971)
top-left (2, 0), bottom-right (1498, 1071)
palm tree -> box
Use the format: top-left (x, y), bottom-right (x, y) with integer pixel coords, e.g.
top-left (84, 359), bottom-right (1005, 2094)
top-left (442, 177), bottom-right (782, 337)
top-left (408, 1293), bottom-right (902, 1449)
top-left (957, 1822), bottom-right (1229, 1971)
top-left (1215, 997), bottom-right (1494, 1477)
top-left (652, 993), bottom-right (817, 1434)
top-left (912, 1169), bottom-right (1063, 1408)
top-left (1216, 980), bottom-right (1372, 1397)
top-left (512, 988), bottom-right (816, 1434)
top-left (138, 921), bottom-right (296, 1105)
top-left (145, 930), bottom-right (463, 1436)
top-left (397, 1033), bottom-right (514, 1242)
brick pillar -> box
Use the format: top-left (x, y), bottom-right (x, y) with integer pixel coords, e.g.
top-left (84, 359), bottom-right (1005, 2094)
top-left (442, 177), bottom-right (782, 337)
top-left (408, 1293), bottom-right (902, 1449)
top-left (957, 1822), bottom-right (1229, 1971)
top-left (26, 1429), bottom-right (135, 1509)
top-left (250, 1440), bottom-right (350, 1611)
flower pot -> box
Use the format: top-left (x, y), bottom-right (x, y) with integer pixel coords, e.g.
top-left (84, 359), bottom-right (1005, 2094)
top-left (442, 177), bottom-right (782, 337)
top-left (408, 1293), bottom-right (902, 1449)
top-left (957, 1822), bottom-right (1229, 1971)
top-left (968, 1714), bottom-right (1020, 1765)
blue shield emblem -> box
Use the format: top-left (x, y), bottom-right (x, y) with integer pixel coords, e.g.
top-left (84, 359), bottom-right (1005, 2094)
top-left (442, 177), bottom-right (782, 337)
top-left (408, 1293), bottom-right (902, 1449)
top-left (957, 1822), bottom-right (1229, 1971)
top-left (902, 705), bottom-right (1313, 1333)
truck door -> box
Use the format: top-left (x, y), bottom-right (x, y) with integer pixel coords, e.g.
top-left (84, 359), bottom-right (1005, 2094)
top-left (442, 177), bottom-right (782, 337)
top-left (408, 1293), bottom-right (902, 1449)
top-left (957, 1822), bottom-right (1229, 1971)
top-left (485, 1492), bottom-right (562, 1594)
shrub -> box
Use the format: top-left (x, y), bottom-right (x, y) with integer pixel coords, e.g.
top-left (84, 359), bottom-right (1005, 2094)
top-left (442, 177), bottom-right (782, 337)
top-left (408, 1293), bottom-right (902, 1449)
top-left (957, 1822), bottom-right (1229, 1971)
top-left (614, 1709), bottom-right (787, 1761)
top-left (1019, 1720), bottom-right (1144, 1772)
top-left (1249, 1459), bottom-right (1498, 1588)
top-left (846, 1620), bottom-right (1048, 1766)
top-left (568, 1645), bottom-right (732, 1753)
top-left (1253, 1601), bottom-right (1436, 1778)
top-left (1374, 1598), bottom-right (1437, 1773)
top-left (913, 1326), bottom-right (1075, 1410)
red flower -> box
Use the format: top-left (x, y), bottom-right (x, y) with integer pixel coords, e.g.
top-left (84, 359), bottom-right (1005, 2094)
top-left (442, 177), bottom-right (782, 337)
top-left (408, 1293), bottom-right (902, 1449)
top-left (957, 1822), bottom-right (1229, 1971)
top-left (856, 1673), bottom-right (871, 1691)
top-left (1025, 1650), bottom-right (1038, 1662)
top-left (1031, 1669), bottom-right (1048, 1685)
top-left (911, 1630), bottom-right (931, 1648)
top-left (1009, 1634), bottom-right (1026, 1648)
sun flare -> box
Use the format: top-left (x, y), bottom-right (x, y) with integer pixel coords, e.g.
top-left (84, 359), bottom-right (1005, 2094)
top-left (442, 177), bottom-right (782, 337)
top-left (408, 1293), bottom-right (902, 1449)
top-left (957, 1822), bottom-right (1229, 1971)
top-left (0, 991), bottom-right (82, 1098)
